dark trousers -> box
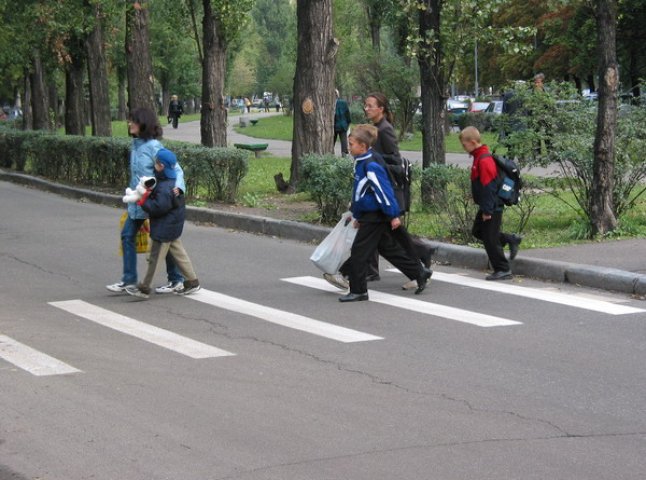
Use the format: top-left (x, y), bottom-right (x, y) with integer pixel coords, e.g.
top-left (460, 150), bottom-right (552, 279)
top-left (341, 224), bottom-right (432, 277)
top-left (347, 222), bottom-right (422, 294)
top-left (334, 129), bottom-right (349, 156)
top-left (472, 209), bottom-right (512, 273)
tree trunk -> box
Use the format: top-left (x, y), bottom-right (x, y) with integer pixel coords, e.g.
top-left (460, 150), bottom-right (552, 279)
top-left (117, 64), bottom-right (127, 121)
top-left (48, 80), bottom-right (60, 128)
top-left (418, 0), bottom-right (445, 170)
top-left (86, 1), bottom-right (112, 136)
top-left (365, 5), bottom-right (381, 51)
top-left (30, 51), bottom-right (50, 131)
top-left (65, 48), bottom-right (86, 136)
top-left (125, 1), bottom-right (156, 113)
top-left (290, 0), bottom-right (337, 188)
top-left (591, 0), bottom-right (618, 235)
top-left (200, 0), bottom-right (228, 148)
top-left (22, 72), bottom-right (32, 130)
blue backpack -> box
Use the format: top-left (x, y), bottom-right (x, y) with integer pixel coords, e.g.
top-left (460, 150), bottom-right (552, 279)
top-left (482, 153), bottom-right (522, 206)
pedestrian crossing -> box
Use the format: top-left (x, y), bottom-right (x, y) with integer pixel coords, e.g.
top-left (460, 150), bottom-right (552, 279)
top-left (1, 270), bottom-right (644, 376)
top-left (281, 276), bottom-right (521, 327)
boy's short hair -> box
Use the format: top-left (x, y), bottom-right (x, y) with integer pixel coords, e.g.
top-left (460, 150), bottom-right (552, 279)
top-left (459, 126), bottom-right (481, 143)
top-left (349, 124), bottom-right (378, 147)
top-left (156, 148), bottom-right (177, 179)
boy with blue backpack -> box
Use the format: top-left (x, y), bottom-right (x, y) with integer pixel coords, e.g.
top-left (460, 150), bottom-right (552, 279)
top-left (460, 126), bottom-right (522, 280)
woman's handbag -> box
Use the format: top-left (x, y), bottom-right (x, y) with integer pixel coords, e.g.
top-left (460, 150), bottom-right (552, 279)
top-left (310, 211), bottom-right (357, 274)
top-left (118, 212), bottom-right (150, 255)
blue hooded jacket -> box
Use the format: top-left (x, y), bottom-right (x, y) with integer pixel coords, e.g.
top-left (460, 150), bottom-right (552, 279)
top-left (350, 150), bottom-right (400, 222)
top-left (126, 138), bottom-right (186, 220)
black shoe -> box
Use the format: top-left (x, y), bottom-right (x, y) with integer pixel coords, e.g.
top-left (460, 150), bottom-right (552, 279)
top-left (509, 235), bottom-right (522, 260)
top-left (486, 270), bottom-right (513, 281)
top-left (415, 268), bottom-right (433, 294)
top-left (339, 292), bottom-right (369, 303)
top-left (366, 274), bottom-right (381, 282)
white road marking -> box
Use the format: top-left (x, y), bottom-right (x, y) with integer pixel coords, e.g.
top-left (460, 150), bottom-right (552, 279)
top-left (282, 276), bottom-right (521, 328)
top-left (184, 289), bottom-right (383, 343)
top-left (49, 300), bottom-right (234, 359)
top-left (0, 335), bottom-right (81, 376)
top-left (386, 269), bottom-right (645, 315)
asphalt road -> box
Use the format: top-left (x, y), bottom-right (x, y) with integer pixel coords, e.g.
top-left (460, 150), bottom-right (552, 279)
top-left (1, 181), bottom-right (646, 480)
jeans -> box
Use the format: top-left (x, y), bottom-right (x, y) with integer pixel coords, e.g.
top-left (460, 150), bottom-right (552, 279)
top-left (120, 215), bottom-right (183, 285)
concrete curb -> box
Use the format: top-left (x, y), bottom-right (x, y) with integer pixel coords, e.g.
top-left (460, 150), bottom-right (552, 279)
top-left (3, 169), bottom-right (645, 296)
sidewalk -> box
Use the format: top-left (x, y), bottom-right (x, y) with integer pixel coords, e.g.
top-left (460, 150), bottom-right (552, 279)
top-left (3, 117), bottom-right (645, 297)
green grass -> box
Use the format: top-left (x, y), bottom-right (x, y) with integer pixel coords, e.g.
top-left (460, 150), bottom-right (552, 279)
top-left (234, 114), bottom-right (496, 153)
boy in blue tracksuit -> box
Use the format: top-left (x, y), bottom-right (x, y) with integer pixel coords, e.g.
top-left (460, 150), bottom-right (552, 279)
top-left (125, 149), bottom-right (201, 299)
top-left (339, 125), bottom-right (432, 302)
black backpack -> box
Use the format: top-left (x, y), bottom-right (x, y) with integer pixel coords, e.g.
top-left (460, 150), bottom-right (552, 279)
top-left (482, 153), bottom-right (522, 206)
top-left (367, 155), bottom-right (413, 213)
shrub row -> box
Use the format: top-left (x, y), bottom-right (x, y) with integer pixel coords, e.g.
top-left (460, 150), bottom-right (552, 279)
top-left (0, 128), bottom-right (248, 202)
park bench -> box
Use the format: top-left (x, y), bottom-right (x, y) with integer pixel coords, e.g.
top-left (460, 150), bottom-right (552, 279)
top-left (234, 143), bottom-right (269, 158)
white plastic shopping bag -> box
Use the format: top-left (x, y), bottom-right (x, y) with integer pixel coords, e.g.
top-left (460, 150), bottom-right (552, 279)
top-left (310, 211), bottom-right (357, 274)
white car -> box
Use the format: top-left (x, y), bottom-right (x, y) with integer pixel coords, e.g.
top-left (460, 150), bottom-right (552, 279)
top-left (485, 100), bottom-right (504, 114)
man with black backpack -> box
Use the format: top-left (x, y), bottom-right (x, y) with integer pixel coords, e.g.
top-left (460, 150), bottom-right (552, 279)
top-left (460, 126), bottom-right (522, 281)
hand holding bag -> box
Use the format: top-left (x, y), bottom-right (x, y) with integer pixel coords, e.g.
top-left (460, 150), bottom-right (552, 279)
top-left (310, 211), bottom-right (357, 274)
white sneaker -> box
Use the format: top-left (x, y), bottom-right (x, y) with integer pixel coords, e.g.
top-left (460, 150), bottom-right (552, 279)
top-left (155, 281), bottom-right (184, 294)
top-left (106, 282), bottom-right (135, 293)
top-left (323, 273), bottom-right (349, 290)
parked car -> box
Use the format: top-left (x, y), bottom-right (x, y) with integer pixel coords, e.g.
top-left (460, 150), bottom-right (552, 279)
top-left (485, 100), bottom-right (503, 114)
top-left (469, 101), bottom-right (490, 113)
top-left (447, 107), bottom-right (468, 126)
top-left (447, 99), bottom-right (468, 110)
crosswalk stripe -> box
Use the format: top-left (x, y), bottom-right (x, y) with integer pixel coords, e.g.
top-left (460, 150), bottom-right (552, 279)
top-left (0, 335), bottom-right (81, 376)
top-left (386, 269), bottom-right (645, 315)
top-left (49, 300), bottom-right (235, 359)
top-left (282, 277), bottom-right (521, 328)
top-left (184, 289), bottom-right (383, 343)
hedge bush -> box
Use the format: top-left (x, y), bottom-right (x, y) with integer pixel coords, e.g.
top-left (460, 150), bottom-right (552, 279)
top-left (299, 153), bottom-right (353, 223)
top-left (0, 128), bottom-right (248, 202)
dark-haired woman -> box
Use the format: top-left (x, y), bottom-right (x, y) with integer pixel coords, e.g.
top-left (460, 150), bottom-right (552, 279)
top-left (364, 93), bottom-right (435, 287)
top-left (106, 107), bottom-right (187, 294)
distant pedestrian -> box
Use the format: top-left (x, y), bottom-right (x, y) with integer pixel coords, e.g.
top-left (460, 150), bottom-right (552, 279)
top-left (244, 97), bottom-right (251, 113)
top-left (338, 124), bottom-right (431, 303)
top-left (263, 97), bottom-right (270, 112)
top-left (333, 89), bottom-right (351, 157)
top-left (459, 126), bottom-right (521, 280)
top-left (106, 107), bottom-right (186, 295)
top-left (167, 95), bottom-right (183, 129)
top-left (125, 148), bottom-right (201, 299)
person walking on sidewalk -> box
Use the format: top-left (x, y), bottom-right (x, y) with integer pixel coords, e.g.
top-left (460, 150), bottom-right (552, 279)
top-left (333, 89), bottom-right (352, 157)
top-left (167, 95), bottom-right (183, 129)
top-left (460, 126), bottom-right (521, 280)
top-left (339, 124), bottom-right (431, 302)
top-left (106, 107), bottom-right (186, 295)
top-left (125, 149), bottom-right (201, 299)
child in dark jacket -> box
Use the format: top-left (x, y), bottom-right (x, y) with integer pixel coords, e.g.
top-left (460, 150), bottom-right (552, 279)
top-left (460, 126), bottom-right (521, 280)
top-left (339, 125), bottom-right (431, 302)
top-left (125, 148), bottom-right (200, 299)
